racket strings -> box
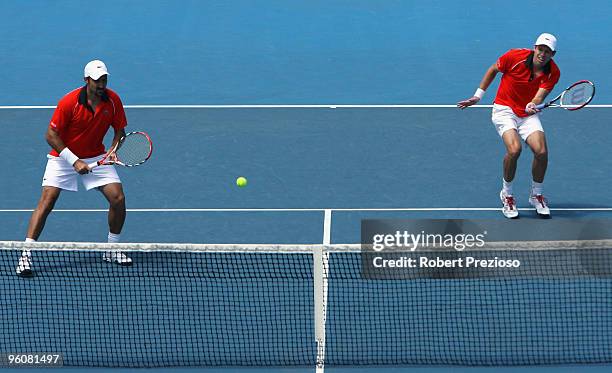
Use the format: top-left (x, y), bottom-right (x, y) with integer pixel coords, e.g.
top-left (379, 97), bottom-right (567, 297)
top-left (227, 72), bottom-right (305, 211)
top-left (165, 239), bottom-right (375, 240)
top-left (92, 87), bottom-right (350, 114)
top-left (116, 134), bottom-right (151, 166)
top-left (560, 82), bottom-right (595, 108)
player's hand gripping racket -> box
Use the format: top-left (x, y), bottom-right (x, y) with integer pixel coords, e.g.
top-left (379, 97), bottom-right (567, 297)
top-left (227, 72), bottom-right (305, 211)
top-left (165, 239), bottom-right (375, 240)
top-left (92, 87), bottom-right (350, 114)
top-left (536, 80), bottom-right (595, 111)
top-left (88, 131), bottom-right (153, 170)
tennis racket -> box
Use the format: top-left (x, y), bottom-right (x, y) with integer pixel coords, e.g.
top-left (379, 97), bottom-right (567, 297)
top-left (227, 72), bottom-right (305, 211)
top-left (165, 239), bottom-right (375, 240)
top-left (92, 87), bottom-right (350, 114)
top-left (536, 80), bottom-right (595, 111)
top-left (88, 131), bottom-right (153, 170)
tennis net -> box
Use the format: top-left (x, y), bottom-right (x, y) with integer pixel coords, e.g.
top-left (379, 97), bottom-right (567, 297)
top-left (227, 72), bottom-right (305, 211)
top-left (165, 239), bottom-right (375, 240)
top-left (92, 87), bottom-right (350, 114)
top-left (1, 240), bottom-right (612, 367)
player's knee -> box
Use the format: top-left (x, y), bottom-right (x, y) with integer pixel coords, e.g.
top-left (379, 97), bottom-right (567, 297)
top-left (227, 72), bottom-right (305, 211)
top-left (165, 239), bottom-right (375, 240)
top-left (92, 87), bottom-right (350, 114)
top-left (507, 146), bottom-right (522, 160)
top-left (38, 191), bottom-right (60, 212)
top-left (109, 192), bottom-right (125, 209)
top-left (106, 191), bottom-right (125, 209)
top-left (533, 147), bottom-right (548, 161)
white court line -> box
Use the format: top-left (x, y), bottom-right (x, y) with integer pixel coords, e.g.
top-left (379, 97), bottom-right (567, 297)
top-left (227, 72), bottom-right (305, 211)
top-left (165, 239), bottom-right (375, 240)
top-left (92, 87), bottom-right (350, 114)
top-left (1, 207), bottom-right (612, 213)
top-left (1, 104), bottom-right (612, 109)
top-left (323, 209), bottom-right (332, 245)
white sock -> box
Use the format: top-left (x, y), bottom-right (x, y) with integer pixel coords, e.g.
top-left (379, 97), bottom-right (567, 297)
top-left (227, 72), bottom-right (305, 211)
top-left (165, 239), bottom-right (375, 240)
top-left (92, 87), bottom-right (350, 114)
top-left (502, 178), bottom-right (513, 196)
top-left (23, 238), bottom-right (35, 257)
top-left (531, 181), bottom-right (543, 196)
top-left (108, 232), bottom-right (120, 243)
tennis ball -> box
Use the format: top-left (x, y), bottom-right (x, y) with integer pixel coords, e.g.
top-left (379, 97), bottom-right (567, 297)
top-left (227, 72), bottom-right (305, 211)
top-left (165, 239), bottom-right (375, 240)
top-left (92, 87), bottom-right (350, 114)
top-left (236, 177), bottom-right (248, 187)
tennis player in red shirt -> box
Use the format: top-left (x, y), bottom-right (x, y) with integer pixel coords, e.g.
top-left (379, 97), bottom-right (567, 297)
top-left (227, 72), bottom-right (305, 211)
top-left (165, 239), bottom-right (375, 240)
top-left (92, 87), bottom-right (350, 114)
top-left (458, 33), bottom-right (560, 219)
top-left (17, 60), bottom-right (132, 276)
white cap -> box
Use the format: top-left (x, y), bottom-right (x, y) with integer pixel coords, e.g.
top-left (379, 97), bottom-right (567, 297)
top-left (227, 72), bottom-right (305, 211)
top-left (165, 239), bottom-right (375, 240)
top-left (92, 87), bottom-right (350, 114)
top-left (534, 33), bottom-right (557, 52)
top-left (84, 60), bottom-right (110, 80)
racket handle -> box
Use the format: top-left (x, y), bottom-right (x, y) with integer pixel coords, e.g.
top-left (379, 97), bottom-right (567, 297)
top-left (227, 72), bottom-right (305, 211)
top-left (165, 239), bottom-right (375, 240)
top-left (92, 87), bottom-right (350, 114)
top-left (535, 103), bottom-right (546, 110)
top-left (87, 161), bottom-right (100, 170)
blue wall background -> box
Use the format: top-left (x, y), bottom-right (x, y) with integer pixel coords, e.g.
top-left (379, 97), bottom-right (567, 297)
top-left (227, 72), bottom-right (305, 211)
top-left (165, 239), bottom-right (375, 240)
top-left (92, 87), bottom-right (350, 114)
top-left (0, 0), bottom-right (609, 105)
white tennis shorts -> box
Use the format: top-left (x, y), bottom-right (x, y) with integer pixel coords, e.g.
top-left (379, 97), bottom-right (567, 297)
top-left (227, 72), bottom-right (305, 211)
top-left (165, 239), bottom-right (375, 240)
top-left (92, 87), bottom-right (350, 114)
top-left (491, 104), bottom-right (544, 141)
top-left (41, 154), bottom-right (121, 192)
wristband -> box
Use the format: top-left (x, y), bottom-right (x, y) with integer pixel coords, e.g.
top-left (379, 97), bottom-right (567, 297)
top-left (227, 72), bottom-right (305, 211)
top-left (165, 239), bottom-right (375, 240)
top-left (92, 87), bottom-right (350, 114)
top-left (59, 147), bottom-right (79, 166)
top-left (474, 88), bottom-right (485, 100)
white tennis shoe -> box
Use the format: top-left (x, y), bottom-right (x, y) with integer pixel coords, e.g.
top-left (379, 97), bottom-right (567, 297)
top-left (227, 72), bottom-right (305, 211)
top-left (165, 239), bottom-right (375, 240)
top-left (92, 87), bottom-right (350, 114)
top-left (500, 190), bottom-right (519, 219)
top-left (529, 194), bottom-right (551, 218)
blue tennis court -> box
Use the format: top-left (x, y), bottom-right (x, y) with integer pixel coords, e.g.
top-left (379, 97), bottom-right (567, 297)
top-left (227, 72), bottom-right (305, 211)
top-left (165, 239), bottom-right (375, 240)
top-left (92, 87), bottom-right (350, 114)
top-left (1, 1), bottom-right (612, 372)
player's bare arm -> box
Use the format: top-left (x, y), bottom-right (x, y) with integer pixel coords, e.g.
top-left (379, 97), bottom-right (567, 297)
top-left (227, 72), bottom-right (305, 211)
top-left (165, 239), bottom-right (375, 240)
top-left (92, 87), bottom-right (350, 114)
top-left (45, 127), bottom-right (90, 175)
top-left (457, 63), bottom-right (500, 109)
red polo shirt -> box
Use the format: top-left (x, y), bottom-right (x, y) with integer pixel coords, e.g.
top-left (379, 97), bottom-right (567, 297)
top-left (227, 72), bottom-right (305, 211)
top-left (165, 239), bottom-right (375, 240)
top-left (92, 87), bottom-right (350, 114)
top-left (49, 87), bottom-right (127, 158)
top-left (495, 48), bottom-right (560, 117)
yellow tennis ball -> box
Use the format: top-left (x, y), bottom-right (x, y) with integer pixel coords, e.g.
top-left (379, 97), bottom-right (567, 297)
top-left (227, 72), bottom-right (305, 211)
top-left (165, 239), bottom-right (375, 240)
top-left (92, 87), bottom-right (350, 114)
top-left (236, 177), bottom-right (248, 187)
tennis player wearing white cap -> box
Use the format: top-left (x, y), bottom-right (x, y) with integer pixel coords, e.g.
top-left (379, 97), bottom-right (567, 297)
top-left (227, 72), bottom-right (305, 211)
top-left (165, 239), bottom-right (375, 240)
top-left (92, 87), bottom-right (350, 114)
top-left (458, 33), bottom-right (560, 219)
top-left (16, 60), bottom-right (132, 277)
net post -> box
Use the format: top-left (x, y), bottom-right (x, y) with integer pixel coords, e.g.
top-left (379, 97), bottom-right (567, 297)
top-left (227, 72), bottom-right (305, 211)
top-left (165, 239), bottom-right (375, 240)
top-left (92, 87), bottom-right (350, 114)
top-left (313, 244), bottom-right (328, 372)
top-left (315, 209), bottom-right (332, 371)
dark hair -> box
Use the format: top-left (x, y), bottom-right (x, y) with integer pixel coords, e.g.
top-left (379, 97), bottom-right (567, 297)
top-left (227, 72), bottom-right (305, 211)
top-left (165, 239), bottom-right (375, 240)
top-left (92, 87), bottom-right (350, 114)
top-left (524, 51), bottom-right (551, 81)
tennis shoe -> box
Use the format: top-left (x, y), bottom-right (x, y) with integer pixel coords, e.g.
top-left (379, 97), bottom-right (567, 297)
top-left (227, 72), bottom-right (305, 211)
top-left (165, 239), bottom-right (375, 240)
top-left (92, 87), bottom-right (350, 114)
top-left (529, 194), bottom-right (551, 218)
top-left (103, 251), bottom-right (133, 266)
top-left (500, 190), bottom-right (519, 219)
top-left (16, 253), bottom-right (33, 277)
